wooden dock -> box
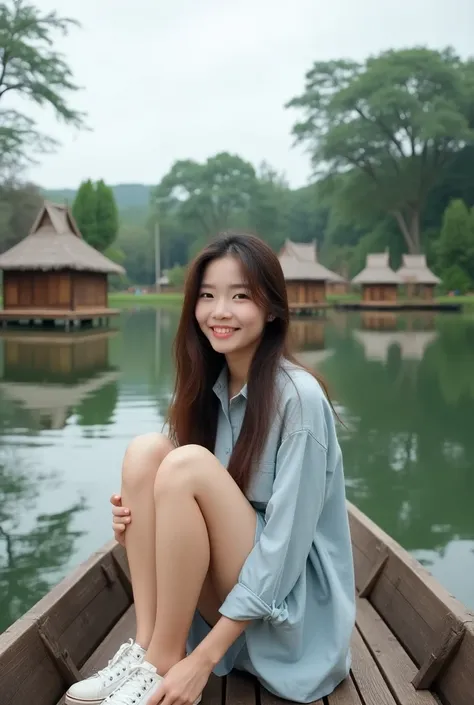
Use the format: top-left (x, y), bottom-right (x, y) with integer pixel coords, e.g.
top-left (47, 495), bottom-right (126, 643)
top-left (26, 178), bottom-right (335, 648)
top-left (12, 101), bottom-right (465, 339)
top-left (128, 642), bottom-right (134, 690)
top-left (288, 302), bottom-right (331, 315)
top-left (0, 307), bottom-right (120, 331)
top-left (335, 300), bottom-right (462, 312)
top-left (0, 502), bottom-right (472, 705)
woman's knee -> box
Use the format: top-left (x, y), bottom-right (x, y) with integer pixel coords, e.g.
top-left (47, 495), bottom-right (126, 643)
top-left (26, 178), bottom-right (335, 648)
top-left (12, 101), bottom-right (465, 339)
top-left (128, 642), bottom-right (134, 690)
top-left (122, 432), bottom-right (174, 491)
top-left (153, 444), bottom-right (214, 499)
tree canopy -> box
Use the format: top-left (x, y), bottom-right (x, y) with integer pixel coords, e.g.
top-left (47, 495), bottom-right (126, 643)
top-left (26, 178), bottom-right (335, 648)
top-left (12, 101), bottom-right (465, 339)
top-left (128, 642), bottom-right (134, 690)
top-left (0, 0), bottom-right (85, 177)
top-left (72, 179), bottom-right (118, 252)
top-left (287, 47), bottom-right (474, 254)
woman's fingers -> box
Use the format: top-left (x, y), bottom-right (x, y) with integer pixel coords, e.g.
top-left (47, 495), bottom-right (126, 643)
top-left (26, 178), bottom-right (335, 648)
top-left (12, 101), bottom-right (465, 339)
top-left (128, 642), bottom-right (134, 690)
top-left (110, 494), bottom-right (122, 506)
top-left (112, 505), bottom-right (131, 519)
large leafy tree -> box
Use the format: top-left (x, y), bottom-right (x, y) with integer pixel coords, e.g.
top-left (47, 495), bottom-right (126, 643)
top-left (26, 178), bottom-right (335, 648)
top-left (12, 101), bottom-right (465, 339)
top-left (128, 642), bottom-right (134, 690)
top-left (436, 199), bottom-right (474, 286)
top-left (0, 0), bottom-right (85, 177)
top-left (287, 48), bottom-right (474, 254)
top-left (154, 153), bottom-right (257, 238)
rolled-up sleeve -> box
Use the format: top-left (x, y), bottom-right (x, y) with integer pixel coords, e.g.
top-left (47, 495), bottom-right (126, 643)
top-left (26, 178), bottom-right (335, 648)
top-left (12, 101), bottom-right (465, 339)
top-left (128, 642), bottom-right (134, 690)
top-left (219, 428), bottom-right (328, 624)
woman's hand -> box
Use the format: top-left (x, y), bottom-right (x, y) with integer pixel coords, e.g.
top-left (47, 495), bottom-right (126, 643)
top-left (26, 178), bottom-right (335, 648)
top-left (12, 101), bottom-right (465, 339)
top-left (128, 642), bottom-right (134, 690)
top-left (147, 653), bottom-right (212, 705)
top-left (110, 494), bottom-right (131, 546)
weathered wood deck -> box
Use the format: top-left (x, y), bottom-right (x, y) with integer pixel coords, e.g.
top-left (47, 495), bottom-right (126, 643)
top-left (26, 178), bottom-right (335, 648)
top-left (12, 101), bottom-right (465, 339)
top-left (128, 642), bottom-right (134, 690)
top-left (1, 503), bottom-right (473, 705)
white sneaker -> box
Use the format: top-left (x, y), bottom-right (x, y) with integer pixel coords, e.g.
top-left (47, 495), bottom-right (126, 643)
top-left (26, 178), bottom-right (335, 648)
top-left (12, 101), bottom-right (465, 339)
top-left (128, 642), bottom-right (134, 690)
top-left (103, 662), bottom-right (202, 705)
top-left (65, 640), bottom-right (146, 705)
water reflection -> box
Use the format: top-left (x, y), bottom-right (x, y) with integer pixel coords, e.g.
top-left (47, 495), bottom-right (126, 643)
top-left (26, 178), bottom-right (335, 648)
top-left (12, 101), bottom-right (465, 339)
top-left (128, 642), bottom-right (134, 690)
top-left (317, 311), bottom-right (474, 608)
top-left (0, 307), bottom-right (473, 633)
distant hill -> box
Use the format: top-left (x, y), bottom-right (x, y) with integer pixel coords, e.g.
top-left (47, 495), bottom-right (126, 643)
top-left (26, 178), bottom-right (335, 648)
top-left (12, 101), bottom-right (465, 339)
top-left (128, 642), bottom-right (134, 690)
top-left (42, 183), bottom-right (153, 212)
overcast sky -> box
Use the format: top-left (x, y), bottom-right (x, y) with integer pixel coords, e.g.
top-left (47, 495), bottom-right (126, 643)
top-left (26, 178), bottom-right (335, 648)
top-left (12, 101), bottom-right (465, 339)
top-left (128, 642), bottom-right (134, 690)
top-left (18, 0), bottom-right (474, 190)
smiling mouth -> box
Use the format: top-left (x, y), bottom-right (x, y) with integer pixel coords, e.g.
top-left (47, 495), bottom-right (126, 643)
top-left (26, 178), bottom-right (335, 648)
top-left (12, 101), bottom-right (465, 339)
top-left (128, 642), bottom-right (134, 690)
top-left (210, 326), bottom-right (239, 338)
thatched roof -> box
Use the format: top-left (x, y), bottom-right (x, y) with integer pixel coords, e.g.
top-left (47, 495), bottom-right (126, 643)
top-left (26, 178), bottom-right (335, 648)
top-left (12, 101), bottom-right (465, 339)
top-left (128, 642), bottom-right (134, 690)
top-left (352, 253), bottom-right (402, 285)
top-left (279, 239), bottom-right (346, 283)
top-left (353, 330), bottom-right (438, 362)
top-left (396, 255), bottom-right (440, 285)
top-left (0, 201), bottom-right (125, 274)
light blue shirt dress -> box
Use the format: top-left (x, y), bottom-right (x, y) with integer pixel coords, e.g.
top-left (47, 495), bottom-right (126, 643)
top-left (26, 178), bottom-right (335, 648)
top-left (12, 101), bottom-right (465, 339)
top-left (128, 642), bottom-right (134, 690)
top-left (187, 360), bottom-right (355, 703)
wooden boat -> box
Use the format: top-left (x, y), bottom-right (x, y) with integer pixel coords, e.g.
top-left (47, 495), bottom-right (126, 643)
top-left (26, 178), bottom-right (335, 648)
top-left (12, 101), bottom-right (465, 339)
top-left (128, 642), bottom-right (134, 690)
top-left (1, 502), bottom-right (473, 705)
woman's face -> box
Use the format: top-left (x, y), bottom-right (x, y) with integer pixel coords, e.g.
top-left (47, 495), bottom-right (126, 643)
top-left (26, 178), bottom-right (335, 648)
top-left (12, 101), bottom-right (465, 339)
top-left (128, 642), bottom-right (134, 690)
top-left (195, 255), bottom-right (267, 359)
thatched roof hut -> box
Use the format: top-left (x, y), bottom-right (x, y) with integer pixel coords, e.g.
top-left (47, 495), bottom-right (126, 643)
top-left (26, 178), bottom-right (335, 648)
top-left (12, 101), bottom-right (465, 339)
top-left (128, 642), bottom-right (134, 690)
top-left (396, 255), bottom-right (440, 286)
top-left (0, 202), bottom-right (124, 323)
top-left (278, 239), bottom-right (348, 304)
top-left (0, 201), bottom-right (124, 274)
top-left (352, 253), bottom-right (402, 303)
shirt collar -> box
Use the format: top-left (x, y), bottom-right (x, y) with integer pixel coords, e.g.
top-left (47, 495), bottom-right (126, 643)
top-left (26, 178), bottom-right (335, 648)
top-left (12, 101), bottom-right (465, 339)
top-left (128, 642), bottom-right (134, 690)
top-left (212, 365), bottom-right (248, 402)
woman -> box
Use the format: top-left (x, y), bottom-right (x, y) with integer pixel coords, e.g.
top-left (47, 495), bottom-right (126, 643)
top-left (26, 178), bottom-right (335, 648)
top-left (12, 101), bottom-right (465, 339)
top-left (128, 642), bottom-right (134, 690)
top-left (66, 232), bottom-right (355, 705)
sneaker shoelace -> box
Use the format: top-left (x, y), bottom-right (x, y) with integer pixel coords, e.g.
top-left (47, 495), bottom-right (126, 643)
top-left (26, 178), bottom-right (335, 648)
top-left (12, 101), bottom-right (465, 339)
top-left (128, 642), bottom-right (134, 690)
top-left (96, 640), bottom-right (140, 687)
top-left (104, 665), bottom-right (159, 705)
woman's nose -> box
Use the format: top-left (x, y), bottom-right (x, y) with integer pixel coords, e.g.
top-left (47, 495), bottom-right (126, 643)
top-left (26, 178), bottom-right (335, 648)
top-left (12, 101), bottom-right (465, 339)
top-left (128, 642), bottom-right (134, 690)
top-left (213, 297), bottom-right (232, 317)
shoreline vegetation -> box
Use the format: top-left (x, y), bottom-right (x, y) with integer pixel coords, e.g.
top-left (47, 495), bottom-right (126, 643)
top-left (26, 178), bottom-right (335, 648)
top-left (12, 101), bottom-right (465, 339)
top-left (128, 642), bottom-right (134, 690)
top-left (107, 292), bottom-right (474, 307)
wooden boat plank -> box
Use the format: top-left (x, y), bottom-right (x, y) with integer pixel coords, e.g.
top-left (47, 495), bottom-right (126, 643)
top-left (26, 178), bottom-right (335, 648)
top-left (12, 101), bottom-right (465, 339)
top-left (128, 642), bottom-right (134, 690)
top-left (350, 629), bottom-right (397, 705)
top-left (226, 672), bottom-right (258, 705)
top-left (355, 597), bottom-right (437, 705)
top-left (326, 674), bottom-right (363, 705)
top-left (0, 543), bottom-right (131, 705)
top-left (348, 503), bottom-right (474, 705)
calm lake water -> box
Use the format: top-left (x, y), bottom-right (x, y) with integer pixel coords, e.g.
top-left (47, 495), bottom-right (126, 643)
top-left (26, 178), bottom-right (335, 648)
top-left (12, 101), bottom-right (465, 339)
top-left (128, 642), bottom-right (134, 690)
top-left (1, 306), bottom-right (473, 632)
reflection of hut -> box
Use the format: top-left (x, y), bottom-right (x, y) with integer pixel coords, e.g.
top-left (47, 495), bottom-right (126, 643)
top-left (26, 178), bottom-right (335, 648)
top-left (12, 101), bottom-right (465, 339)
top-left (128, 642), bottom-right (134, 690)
top-left (396, 255), bottom-right (441, 299)
top-left (352, 253), bottom-right (402, 303)
top-left (279, 240), bottom-right (348, 301)
top-left (0, 330), bottom-right (119, 429)
top-left (289, 319), bottom-right (325, 350)
top-left (0, 329), bottom-right (117, 382)
top-left (353, 330), bottom-right (438, 363)
top-left (0, 202), bottom-right (125, 328)
top-left (361, 311), bottom-right (398, 330)
top-left (295, 349), bottom-right (334, 369)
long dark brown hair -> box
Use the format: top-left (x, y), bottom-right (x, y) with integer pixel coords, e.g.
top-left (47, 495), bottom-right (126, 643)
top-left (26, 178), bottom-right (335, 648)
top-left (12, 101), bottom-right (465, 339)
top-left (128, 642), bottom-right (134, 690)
top-left (167, 231), bottom-right (330, 492)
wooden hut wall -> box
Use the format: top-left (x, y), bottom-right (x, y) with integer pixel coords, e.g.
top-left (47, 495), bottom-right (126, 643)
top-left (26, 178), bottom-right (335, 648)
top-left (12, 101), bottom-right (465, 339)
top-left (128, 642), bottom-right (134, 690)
top-left (326, 281), bottom-right (348, 296)
top-left (286, 280), bottom-right (326, 304)
top-left (3, 271), bottom-right (72, 309)
top-left (72, 272), bottom-right (107, 309)
top-left (362, 283), bottom-right (398, 302)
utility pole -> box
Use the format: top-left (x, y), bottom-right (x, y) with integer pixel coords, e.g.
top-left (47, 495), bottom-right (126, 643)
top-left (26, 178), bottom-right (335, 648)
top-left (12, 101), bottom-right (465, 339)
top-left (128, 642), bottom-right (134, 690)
top-left (154, 218), bottom-right (161, 293)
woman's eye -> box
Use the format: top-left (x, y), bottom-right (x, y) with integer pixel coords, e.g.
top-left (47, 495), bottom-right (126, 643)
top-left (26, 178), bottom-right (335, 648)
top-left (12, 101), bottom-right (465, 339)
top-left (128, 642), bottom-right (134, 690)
top-left (199, 292), bottom-right (213, 299)
top-left (234, 293), bottom-right (250, 300)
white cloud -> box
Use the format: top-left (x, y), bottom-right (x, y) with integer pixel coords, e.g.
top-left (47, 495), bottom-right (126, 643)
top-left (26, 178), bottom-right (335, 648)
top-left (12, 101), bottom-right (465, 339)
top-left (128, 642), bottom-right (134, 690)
top-left (12, 0), bottom-right (474, 189)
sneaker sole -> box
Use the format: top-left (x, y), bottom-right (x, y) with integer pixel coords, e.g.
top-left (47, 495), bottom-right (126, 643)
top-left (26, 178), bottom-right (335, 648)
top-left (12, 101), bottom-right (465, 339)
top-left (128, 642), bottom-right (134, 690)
top-left (65, 696), bottom-right (105, 705)
top-left (65, 691), bottom-right (202, 705)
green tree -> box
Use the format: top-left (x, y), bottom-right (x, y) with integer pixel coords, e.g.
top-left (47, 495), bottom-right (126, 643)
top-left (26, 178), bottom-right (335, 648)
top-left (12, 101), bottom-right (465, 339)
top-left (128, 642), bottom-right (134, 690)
top-left (0, 0), bottom-right (85, 176)
top-left (155, 153), bottom-right (257, 238)
top-left (287, 48), bottom-right (474, 254)
top-left (0, 180), bottom-right (43, 252)
top-left (436, 199), bottom-right (474, 285)
top-left (96, 179), bottom-right (119, 251)
top-left (72, 179), bottom-right (97, 245)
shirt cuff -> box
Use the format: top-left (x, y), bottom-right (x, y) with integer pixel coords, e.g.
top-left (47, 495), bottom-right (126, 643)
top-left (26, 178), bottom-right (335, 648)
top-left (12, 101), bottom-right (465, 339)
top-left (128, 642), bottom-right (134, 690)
top-left (219, 582), bottom-right (289, 624)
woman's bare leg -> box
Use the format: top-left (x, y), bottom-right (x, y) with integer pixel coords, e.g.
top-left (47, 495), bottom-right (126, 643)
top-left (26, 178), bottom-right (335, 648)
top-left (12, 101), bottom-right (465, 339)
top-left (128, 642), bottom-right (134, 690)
top-left (146, 444), bottom-right (257, 675)
top-left (121, 432), bottom-right (175, 648)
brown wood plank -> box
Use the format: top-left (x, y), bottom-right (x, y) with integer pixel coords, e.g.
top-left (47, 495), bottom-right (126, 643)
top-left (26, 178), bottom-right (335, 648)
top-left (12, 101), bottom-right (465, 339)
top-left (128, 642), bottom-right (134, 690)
top-left (348, 503), bottom-right (474, 705)
top-left (355, 597), bottom-right (437, 705)
top-left (226, 671), bottom-right (258, 705)
top-left (350, 628), bottom-right (397, 705)
top-left (0, 541), bottom-right (131, 705)
top-left (327, 675), bottom-right (363, 705)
